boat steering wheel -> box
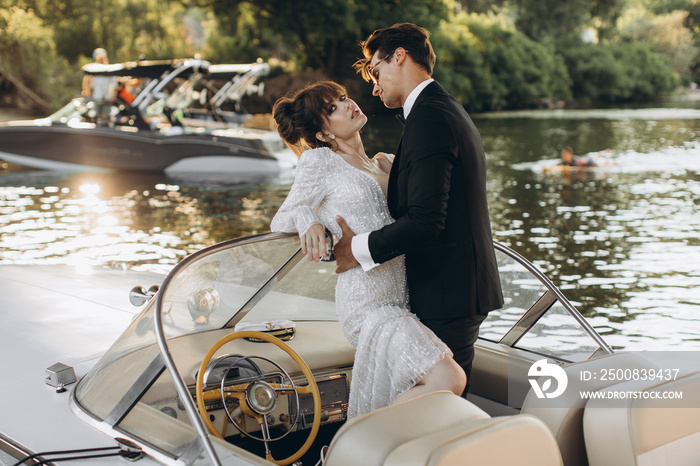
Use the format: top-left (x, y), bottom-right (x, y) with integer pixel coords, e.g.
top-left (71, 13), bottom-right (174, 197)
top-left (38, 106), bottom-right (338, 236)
top-left (196, 331), bottom-right (321, 465)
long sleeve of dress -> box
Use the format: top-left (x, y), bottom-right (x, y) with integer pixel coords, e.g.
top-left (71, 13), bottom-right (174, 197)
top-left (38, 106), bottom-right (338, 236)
top-left (270, 150), bottom-right (327, 235)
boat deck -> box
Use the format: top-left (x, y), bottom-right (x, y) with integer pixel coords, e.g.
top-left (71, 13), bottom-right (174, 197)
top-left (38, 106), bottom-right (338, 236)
top-left (0, 264), bottom-right (164, 462)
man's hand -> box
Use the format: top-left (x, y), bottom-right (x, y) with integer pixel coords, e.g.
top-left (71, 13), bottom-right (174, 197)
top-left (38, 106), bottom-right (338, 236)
top-left (334, 216), bottom-right (360, 273)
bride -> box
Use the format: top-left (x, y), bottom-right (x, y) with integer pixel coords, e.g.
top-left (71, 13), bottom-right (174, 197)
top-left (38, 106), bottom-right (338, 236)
top-left (270, 81), bottom-right (465, 418)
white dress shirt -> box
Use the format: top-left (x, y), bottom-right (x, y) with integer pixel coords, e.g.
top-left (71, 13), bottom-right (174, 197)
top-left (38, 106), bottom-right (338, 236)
top-left (350, 78), bottom-right (434, 271)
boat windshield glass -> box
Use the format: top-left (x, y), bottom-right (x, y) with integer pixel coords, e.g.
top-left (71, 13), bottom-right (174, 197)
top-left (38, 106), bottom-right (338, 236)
top-left (74, 233), bottom-right (606, 458)
top-left (75, 235), bottom-right (337, 422)
top-left (154, 234), bottom-right (338, 341)
top-left (481, 244), bottom-right (606, 361)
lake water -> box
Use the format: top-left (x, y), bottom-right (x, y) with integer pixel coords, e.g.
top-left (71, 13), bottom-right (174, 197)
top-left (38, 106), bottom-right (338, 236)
top-left (1, 100), bottom-right (699, 351)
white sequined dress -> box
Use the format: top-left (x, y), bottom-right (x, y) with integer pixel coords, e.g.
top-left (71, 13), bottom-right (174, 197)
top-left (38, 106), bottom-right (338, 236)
top-left (270, 147), bottom-right (451, 418)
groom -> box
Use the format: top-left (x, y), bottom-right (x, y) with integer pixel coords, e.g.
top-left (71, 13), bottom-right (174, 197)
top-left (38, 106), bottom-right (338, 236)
top-left (334, 22), bottom-right (503, 395)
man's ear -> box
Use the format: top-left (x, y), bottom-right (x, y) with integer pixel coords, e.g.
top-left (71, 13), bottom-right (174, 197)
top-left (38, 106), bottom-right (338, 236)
top-left (395, 47), bottom-right (409, 65)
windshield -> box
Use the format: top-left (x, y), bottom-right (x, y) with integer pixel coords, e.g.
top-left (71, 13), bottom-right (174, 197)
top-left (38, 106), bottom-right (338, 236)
top-left (74, 234), bottom-right (607, 463)
top-left (480, 242), bottom-right (609, 361)
top-left (75, 234), bottom-right (337, 421)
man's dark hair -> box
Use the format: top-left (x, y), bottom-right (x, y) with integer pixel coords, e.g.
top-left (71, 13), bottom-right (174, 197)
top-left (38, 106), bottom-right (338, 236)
top-left (354, 23), bottom-right (436, 82)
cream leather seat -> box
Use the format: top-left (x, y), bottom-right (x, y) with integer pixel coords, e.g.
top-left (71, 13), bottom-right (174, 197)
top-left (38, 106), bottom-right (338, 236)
top-left (583, 371), bottom-right (700, 466)
top-left (521, 353), bottom-right (659, 466)
top-left (324, 391), bottom-right (562, 466)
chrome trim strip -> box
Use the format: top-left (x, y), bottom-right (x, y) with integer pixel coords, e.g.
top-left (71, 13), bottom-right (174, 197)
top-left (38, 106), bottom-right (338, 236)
top-left (499, 290), bottom-right (558, 347)
top-left (104, 354), bottom-right (165, 427)
top-left (493, 241), bottom-right (613, 354)
top-left (70, 390), bottom-right (181, 465)
top-left (178, 438), bottom-right (206, 465)
top-left (0, 433), bottom-right (36, 464)
top-left (224, 249), bottom-right (304, 328)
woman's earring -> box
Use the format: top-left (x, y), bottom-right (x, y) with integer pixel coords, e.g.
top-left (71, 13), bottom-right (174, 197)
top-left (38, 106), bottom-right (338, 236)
top-left (328, 134), bottom-right (335, 140)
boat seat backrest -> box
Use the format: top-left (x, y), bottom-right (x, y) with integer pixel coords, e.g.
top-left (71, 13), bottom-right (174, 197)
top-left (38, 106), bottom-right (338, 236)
top-left (382, 413), bottom-right (562, 466)
top-left (521, 353), bottom-right (659, 466)
top-left (323, 391), bottom-right (562, 466)
top-left (583, 370), bottom-right (700, 466)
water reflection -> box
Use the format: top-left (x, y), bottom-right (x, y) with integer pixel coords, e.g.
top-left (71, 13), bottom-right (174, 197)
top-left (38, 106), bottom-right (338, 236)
top-left (1, 106), bottom-right (699, 350)
top-left (0, 170), bottom-right (292, 274)
top-left (477, 108), bottom-right (700, 350)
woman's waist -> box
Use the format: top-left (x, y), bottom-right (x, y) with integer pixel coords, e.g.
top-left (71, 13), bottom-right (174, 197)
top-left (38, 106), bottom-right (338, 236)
top-left (320, 212), bottom-right (392, 239)
top-left (337, 261), bottom-right (407, 300)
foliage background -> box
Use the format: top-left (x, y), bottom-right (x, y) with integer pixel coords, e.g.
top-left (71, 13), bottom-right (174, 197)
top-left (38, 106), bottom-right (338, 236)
top-left (1, 0), bottom-right (697, 114)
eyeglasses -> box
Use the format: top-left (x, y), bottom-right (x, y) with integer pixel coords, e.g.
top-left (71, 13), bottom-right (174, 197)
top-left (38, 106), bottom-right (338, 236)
top-left (367, 50), bottom-right (395, 85)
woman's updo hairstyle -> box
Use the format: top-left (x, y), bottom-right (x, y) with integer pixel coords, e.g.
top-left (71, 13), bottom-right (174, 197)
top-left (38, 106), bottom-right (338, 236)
top-left (273, 81), bottom-right (347, 157)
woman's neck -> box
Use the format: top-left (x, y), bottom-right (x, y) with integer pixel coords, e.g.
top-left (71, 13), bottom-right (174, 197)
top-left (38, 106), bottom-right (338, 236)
top-left (334, 134), bottom-right (367, 163)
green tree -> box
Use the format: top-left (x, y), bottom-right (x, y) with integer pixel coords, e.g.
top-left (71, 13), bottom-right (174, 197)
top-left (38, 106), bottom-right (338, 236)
top-left (646, 0), bottom-right (700, 31)
top-left (558, 38), bottom-right (678, 103)
top-left (590, 0), bottom-right (629, 41)
top-left (201, 4), bottom-right (269, 64)
top-left (507, 0), bottom-right (628, 42)
top-left (2, 0), bottom-right (689, 113)
top-left (513, 0), bottom-right (591, 41)
top-left (617, 6), bottom-right (698, 80)
top-left (194, 0), bottom-right (449, 76)
top-left (457, 0), bottom-right (507, 14)
top-left (433, 13), bottom-right (571, 111)
top-left (0, 5), bottom-right (78, 111)
top-left (15, 0), bottom-right (196, 64)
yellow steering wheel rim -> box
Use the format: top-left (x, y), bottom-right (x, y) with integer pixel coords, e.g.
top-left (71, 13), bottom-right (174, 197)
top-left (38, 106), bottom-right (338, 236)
top-left (196, 330), bottom-right (321, 465)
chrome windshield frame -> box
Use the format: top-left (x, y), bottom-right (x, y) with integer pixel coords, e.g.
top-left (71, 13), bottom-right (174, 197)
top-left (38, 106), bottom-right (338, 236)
top-left (148, 234), bottom-right (611, 464)
top-left (153, 232), bottom-right (297, 465)
top-left (209, 63), bottom-right (270, 109)
top-left (492, 241), bottom-right (614, 355)
top-left (134, 59), bottom-right (210, 115)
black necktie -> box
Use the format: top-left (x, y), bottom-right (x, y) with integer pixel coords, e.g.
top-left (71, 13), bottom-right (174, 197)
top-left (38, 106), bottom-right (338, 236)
top-left (395, 113), bottom-right (405, 125)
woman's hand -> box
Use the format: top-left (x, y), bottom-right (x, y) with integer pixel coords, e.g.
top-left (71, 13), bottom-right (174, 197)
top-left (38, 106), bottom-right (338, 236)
top-left (300, 223), bottom-right (327, 262)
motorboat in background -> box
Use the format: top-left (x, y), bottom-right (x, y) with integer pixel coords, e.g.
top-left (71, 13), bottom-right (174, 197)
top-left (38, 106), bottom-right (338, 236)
top-left (0, 59), bottom-right (296, 183)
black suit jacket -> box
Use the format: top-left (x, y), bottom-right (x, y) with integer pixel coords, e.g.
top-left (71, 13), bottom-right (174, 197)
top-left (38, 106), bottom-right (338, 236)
top-left (368, 81), bottom-right (503, 320)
